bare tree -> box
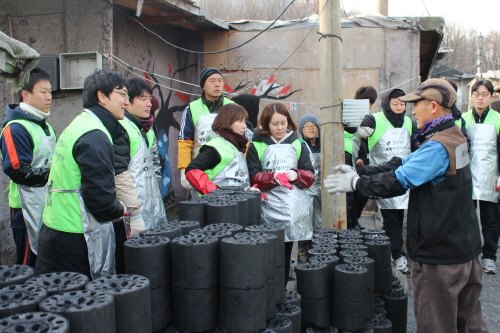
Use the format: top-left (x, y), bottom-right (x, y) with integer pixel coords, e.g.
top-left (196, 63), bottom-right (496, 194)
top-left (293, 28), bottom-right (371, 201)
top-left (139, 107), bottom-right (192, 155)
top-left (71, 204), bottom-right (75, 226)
top-left (441, 22), bottom-right (500, 74)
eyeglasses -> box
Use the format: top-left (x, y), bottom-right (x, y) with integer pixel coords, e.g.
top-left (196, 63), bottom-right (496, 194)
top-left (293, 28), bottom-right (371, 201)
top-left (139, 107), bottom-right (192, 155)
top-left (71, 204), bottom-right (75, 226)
top-left (113, 90), bottom-right (129, 100)
top-left (472, 92), bottom-right (491, 98)
top-left (302, 125), bottom-right (317, 130)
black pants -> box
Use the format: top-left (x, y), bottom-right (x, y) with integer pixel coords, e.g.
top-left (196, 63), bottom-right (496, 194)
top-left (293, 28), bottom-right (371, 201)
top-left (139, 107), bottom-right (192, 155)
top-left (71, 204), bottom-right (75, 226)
top-left (284, 241), bottom-right (294, 286)
top-left (347, 192), bottom-right (362, 229)
top-left (354, 192), bottom-right (369, 219)
top-left (12, 227), bottom-right (37, 267)
top-left (380, 209), bottom-right (405, 260)
top-left (114, 221), bottom-right (127, 274)
top-left (473, 200), bottom-right (499, 261)
top-left (10, 208), bottom-right (37, 267)
top-left (35, 225), bottom-right (91, 278)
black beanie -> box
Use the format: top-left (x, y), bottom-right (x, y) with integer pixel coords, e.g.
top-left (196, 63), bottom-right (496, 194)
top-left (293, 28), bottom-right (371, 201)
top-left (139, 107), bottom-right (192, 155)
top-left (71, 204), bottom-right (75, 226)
top-left (200, 67), bottom-right (223, 88)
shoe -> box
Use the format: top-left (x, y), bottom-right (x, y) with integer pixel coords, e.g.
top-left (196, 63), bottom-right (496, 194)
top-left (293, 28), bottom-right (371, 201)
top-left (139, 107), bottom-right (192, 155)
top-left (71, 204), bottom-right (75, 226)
top-left (482, 258), bottom-right (498, 274)
top-left (298, 251), bottom-right (308, 264)
top-left (395, 256), bottom-right (409, 273)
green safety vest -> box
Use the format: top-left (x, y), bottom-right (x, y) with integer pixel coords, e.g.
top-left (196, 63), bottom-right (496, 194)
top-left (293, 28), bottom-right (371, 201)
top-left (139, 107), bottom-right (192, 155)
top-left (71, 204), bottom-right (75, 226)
top-left (189, 97), bottom-right (235, 126)
top-left (344, 131), bottom-right (354, 154)
top-left (119, 118), bottom-right (143, 158)
top-left (1, 119), bottom-right (56, 209)
top-left (202, 137), bottom-right (238, 180)
top-left (462, 109), bottom-right (500, 134)
top-left (146, 129), bottom-right (154, 150)
top-left (119, 118), bottom-right (155, 158)
top-left (253, 139), bottom-right (302, 161)
top-left (43, 112), bottom-right (112, 233)
top-left (368, 112), bottom-right (413, 151)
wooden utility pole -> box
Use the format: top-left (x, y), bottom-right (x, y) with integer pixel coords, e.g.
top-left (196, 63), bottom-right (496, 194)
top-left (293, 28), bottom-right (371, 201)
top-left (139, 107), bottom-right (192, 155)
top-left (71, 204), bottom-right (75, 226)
top-left (320, 0), bottom-right (346, 230)
top-left (376, 0), bottom-right (388, 16)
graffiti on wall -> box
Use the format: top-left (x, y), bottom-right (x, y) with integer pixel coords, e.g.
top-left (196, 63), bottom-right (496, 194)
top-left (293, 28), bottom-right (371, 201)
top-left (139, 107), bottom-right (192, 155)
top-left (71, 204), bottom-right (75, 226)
top-left (124, 64), bottom-right (301, 206)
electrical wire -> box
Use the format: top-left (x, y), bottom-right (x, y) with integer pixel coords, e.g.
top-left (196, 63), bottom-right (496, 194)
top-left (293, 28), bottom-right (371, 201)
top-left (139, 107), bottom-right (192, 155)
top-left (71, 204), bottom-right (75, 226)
top-left (228, 0), bottom-right (331, 95)
top-left (106, 54), bottom-right (201, 96)
top-left (378, 76), bottom-right (421, 95)
top-left (108, 54), bottom-right (200, 88)
top-left (340, 0), bottom-right (348, 17)
top-left (101, 0), bottom-right (296, 55)
top-left (108, 53), bottom-right (428, 106)
top-left (420, 0), bottom-right (431, 16)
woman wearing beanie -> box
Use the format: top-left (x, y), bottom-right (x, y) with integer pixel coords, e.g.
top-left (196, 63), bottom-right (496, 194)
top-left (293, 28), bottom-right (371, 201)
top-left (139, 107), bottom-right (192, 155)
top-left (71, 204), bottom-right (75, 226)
top-left (185, 104), bottom-right (250, 195)
top-left (247, 102), bottom-right (315, 285)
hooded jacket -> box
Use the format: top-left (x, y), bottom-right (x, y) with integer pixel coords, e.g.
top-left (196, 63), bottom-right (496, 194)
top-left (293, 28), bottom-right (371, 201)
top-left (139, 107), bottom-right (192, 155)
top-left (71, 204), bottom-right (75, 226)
top-left (246, 129), bottom-right (315, 192)
top-left (353, 88), bottom-right (407, 138)
top-left (1, 103), bottom-right (55, 187)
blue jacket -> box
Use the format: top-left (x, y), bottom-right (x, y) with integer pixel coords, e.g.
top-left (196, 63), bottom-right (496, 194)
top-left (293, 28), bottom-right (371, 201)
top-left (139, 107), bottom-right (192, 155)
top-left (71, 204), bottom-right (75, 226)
top-left (1, 104), bottom-right (53, 185)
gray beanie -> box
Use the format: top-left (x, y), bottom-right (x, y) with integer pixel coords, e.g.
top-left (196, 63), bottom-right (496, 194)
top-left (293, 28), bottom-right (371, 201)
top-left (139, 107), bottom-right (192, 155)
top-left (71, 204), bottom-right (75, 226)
top-left (298, 114), bottom-right (320, 137)
top-left (200, 67), bottom-right (223, 88)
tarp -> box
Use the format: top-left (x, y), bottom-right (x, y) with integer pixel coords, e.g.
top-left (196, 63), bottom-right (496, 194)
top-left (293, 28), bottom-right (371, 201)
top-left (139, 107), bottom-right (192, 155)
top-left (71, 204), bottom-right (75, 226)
top-left (0, 31), bottom-right (40, 91)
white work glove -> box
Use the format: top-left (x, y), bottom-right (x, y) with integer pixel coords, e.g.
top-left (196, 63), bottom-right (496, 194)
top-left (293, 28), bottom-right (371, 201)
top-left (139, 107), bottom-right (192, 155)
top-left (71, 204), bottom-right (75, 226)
top-left (180, 169), bottom-right (192, 190)
top-left (284, 170), bottom-right (298, 181)
top-left (129, 215), bottom-right (146, 238)
top-left (249, 186), bottom-right (261, 192)
top-left (323, 165), bottom-right (359, 195)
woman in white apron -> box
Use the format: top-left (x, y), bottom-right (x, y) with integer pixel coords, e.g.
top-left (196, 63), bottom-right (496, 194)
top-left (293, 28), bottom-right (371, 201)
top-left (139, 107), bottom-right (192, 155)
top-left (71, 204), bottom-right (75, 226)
top-left (246, 103), bottom-right (315, 285)
top-left (186, 104), bottom-right (251, 195)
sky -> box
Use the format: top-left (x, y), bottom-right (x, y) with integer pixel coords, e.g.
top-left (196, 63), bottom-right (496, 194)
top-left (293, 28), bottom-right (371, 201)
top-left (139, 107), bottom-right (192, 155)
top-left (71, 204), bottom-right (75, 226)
top-left (341, 0), bottom-right (500, 34)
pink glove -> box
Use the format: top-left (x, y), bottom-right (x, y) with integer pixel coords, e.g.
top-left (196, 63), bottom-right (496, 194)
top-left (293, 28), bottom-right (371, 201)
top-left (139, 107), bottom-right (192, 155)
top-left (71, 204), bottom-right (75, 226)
top-left (274, 172), bottom-right (293, 190)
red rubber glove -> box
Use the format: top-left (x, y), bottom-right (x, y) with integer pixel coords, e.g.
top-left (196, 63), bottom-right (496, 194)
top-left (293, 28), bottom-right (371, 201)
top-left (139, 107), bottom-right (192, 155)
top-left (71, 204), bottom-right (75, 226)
top-left (275, 173), bottom-right (293, 190)
top-left (185, 169), bottom-right (218, 195)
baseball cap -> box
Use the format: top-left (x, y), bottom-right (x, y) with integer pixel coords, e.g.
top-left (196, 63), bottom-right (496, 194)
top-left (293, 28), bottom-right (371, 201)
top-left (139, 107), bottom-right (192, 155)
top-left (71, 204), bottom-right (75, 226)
top-left (399, 78), bottom-right (457, 108)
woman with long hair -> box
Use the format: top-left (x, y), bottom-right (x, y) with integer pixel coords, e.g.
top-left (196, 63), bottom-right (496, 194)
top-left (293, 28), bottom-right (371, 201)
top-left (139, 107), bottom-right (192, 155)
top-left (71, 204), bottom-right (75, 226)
top-left (246, 102), bottom-right (315, 285)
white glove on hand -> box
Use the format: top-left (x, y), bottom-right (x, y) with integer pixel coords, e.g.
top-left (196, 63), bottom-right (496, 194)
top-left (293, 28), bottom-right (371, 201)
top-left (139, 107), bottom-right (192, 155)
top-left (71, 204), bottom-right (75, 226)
top-left (180, 169), bottom-right (192, 190)
top-left (284, 170), bottom-right (298, 181)
top-left (129, 215), bottom-right (146, 238)
top-left (323, 165), bottom-right (359, 195)
top-left (249, 186), bottom-right (261, 192)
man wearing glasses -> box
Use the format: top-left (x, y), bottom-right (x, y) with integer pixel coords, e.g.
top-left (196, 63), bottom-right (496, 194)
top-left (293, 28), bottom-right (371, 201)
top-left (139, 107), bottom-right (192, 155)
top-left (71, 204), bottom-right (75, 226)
top-left (461, 80), bottom-right (499, 274)
top-left (36, 70), bottom-right (130, 279)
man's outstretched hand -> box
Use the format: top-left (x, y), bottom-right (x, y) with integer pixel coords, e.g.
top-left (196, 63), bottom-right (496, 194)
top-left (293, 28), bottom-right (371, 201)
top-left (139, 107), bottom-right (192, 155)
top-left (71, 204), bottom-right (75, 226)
top-left (323, 165), bottom-right (359, 194)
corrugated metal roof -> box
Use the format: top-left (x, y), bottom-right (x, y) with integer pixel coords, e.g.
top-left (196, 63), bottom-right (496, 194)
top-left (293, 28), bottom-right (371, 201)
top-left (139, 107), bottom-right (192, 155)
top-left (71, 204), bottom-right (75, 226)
top-left (227, 13), bottom-right (443, 32)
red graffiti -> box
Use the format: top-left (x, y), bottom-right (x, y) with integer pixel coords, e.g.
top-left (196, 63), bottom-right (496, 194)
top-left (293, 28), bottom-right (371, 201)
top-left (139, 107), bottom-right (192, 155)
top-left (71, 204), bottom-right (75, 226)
top-left (266, 74), bottom-right (275, 85)
top-left (167, 63), bottom-right (173, 76)
top-left (277, 85), bottom-right (291, 96)
top-left (250, 88), bottom-right (257, 95)
top-left (143, 72), bottom-right (153, 86)
top-left (224, 84), bottom-right (234, 93)
top-left (174, 91), bottom-right (190, 104)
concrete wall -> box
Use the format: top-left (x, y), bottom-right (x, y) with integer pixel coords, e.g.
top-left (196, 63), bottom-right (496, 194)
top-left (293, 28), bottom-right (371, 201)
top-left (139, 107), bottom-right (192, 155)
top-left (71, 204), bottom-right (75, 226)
top-left (0, 0), bottom-right (204, 264)
top-left (203, 25), bottom-right (422, 122)
top-left (111, 12), bottom-right (204, 210)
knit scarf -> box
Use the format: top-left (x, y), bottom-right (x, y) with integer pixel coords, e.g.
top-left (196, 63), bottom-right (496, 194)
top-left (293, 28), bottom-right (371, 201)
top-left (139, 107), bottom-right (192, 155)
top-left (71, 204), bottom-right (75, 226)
top-left (139, 115), bottom-right (155, 133)
top-left (218, 128), bottom-right (248, 153)
top-left (19, 102), bottom-right (50, 120)
top-left (421, 113), bottom-right (454, 136)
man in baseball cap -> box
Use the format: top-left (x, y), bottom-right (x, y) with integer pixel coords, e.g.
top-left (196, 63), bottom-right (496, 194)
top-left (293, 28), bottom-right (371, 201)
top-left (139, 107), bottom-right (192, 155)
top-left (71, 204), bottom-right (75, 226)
top-left (324, 78), bottom-right (488, 332)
